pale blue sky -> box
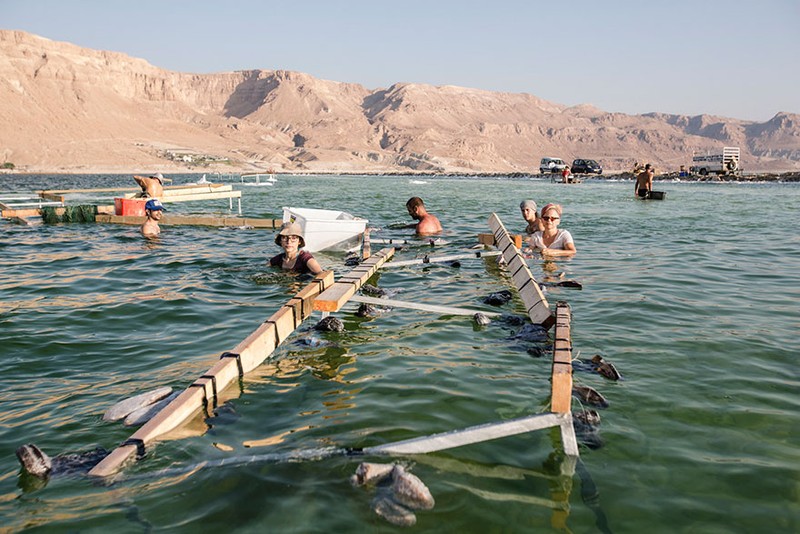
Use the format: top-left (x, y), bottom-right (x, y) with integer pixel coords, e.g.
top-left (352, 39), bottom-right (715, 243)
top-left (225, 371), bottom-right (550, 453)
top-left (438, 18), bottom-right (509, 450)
top-left (3, 0), bottom-right (798, 121)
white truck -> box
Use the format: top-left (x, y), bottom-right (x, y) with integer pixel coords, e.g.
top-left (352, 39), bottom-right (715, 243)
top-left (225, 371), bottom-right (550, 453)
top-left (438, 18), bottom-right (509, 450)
top-left (690, 147), bottom-right (740, 176)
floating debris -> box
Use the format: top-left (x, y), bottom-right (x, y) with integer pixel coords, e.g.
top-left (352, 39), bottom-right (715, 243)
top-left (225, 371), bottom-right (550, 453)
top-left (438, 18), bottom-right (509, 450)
top-left (573, 385), bottom-right (609, 408)
top-left (473, 312), bottom-right (492, 326)
top-left (16, 444), bottom-right (108, 479)
top-left (573, 409), bottom-right (603, 449)
top-left (483, 290), bottom-right (513, 306)
top-left (592, 355), bottom-right (622, 380)
top-left (124, 391), bottom-right (180, 426)
top-left (314, 316), bottom-right (345, 332)
top-left (352, 463), bottom-right (434, 527)
top-left (103, 386), bottom-right (173, 422)
top-left (360, 283), bottom-right (387, 297)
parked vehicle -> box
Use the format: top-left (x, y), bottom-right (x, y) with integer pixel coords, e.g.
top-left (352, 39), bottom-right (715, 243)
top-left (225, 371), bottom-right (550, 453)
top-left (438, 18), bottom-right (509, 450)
top-left (689, 147), bottom-right (740, 175)
top-left (571, 159), bottom-right (602, 174)
top-left (539, 157), bottom-right (567, 174)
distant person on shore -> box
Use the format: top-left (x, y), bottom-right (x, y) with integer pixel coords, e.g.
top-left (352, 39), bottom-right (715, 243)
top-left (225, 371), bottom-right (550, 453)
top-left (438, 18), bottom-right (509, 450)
top-left (679, 165), bottom-right (688, 177)
top-left (635, 164), bottom-right (654, 198)
top-left (269, 222), bottom-right (323, 275)
top-left (141, 199), bottom-right (166, 238)
top-left (528, 203), bottom-right (576, 257)
top-left (561, 165), bottom-right (572, 184)
top-left (134, 172), bottom-right (165, 199)
top-left (520, 200), bottom-right (542, 235)
top-left (406, 197), bottom-right (442, 236)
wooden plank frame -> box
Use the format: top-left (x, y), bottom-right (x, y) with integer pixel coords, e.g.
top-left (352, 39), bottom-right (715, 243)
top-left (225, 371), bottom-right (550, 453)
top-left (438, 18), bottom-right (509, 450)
top-left (95, 214), bottom-right (283, 229)
top-left (88, 271), bottom-right (334, 478)
top-left (487, 213), bottom-right (552, 326)
top-left (312, 248), bottom-right (395, 312)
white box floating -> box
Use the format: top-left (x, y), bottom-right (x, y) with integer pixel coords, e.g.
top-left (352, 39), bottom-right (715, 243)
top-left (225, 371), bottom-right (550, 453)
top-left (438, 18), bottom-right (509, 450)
top-left (283, 207), bottom-right (368, 253)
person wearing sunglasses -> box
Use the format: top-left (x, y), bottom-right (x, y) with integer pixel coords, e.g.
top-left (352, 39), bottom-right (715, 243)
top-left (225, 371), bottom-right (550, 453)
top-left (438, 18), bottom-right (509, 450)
top-left (269, 222), bottom-right (323, 274)
top-left (528, 203), bottom-right (576, 257)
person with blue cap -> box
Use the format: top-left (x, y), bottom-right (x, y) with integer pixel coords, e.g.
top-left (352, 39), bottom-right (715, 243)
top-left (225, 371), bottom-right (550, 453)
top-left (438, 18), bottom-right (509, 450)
top-left (141, 198), bottom-right (166, 237)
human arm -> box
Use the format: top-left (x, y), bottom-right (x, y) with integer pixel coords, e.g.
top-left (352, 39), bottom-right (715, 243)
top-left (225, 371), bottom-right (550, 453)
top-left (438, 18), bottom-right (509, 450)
top-left (133, 175), bottom-right (149, 191)
top-left (306, 256), bottom-right (323, 275)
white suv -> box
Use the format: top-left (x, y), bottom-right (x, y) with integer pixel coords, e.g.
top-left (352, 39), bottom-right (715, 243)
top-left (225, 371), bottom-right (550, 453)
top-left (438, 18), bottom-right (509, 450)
top-left (539, 157), bottom-right (567, 174)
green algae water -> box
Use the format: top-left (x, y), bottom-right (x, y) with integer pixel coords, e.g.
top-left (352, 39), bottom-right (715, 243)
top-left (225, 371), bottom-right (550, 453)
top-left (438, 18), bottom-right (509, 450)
top-left (1, 174), bottom-right (798, 532)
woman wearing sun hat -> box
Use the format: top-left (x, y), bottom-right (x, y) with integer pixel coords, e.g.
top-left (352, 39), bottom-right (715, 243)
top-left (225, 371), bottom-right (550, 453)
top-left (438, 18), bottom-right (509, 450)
top-left (528, 203), bottom-right (576, 257)
top-left (269, 222), bottom-right (323, 274)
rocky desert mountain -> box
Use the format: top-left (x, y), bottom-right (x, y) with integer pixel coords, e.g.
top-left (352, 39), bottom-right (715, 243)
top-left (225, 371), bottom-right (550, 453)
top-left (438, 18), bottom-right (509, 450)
top-left (1, 30), bottom-right (798, 174)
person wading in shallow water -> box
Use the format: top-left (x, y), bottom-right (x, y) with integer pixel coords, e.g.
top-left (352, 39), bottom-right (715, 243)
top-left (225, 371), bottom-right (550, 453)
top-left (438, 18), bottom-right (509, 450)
top-left (520, 199), bottom-right (542, 235)
top-left (528, 203), bottom-right (576, 257)
top-left (635, 164), bottom-right (654, 198)
top-left (140, 199), bottom-right (166, 238)
top-left (269, 222), bottom-right (323, 275)
top-left (405, 197), bottom-right (442, 236)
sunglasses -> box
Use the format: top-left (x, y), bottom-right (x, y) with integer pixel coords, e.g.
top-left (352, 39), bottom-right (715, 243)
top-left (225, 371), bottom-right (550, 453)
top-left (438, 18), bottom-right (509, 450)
top-left (280, 235), bottom-right (300, 242)
top-left (541, 216), bottom-right (560, 221)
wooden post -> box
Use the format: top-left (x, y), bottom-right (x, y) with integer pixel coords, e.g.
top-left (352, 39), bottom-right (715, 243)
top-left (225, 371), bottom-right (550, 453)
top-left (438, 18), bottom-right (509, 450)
top-left (88, 271), bottom-right (334, 478)
top-left (551, 301), bottom-right (579, 456)
top-left (362, 227), bottom-right (371, 260)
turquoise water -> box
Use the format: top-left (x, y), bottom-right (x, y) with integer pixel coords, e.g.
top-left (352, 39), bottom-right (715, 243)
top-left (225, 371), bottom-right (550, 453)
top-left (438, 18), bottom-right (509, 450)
top-left (1, 174), bottom-right (798, 532)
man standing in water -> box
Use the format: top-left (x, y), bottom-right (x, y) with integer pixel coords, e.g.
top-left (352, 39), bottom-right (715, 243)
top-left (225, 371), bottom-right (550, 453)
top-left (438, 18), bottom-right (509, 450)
top-left (635, 164), bottom-right (654, 198)
top-left (141, 199), bottom-right (166, 237)
top-left (133, 172), bottom-right (165, 199)
top-left (406, 197), bottom-right (442, 236)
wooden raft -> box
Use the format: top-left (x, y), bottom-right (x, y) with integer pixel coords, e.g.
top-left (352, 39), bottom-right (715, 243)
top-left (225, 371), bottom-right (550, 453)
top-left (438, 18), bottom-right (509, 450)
top-left (313, 248), bottom-right (395, 312)
top-left (89, 271), bottom-right (334, 478)
top-left (488, 213), bottom-right (552, 326)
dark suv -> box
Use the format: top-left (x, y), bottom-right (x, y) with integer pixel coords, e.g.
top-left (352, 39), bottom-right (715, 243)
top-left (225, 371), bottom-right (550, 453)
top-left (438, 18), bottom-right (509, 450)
top-left (571, 159), bottom-right (602, 174)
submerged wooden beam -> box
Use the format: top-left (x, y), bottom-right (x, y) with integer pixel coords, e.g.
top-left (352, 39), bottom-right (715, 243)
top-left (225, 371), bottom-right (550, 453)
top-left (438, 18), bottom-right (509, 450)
top-left (88, 271), bottom-right (334, 478)
top-left (384, 250), bottom-right (501, 268)
top-left (488, 213), bottom-right (551, 326)
top-left (349, 295), bottom-right (503, 317)
top-left (312, 248), bottom-right (395, 312)
top-left (95, 214), bottom-right (282, 229)
top-left (365, 413), bottom-right (565, 455)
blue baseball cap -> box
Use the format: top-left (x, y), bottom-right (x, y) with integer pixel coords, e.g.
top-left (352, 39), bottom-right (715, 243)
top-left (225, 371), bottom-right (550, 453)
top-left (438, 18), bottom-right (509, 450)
top-left (145, 199), bottom-right (166, 211)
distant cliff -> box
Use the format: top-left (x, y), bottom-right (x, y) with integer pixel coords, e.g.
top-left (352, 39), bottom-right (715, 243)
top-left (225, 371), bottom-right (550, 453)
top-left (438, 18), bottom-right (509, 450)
top-left (1, 30), bottom-right (798, 173)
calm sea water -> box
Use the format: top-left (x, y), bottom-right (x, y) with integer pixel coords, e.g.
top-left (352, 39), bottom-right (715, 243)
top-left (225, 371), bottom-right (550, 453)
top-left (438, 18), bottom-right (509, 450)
top-left (1, 174), bottom-right (798, 532)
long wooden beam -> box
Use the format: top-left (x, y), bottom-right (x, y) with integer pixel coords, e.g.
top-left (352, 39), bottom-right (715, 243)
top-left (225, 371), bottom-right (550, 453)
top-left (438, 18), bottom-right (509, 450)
top-left (488, 213), bottom-right (552, 326)
top-left (312, 248), bottom-right (395, 312)
top-left (125, 190), bottom-right (242, 203)
top-left (364, 413), bottom-right (565, 455)
top-left (552, 301), bottom-right (578, 456)
top-left (89, 271), bottom-right (334, 478)
top-left (348, 295), bottom-right (503, 317)
top-left (96, 214), bottom-right (282, 229)
top-left (384, 250), bottom-right (501, 268)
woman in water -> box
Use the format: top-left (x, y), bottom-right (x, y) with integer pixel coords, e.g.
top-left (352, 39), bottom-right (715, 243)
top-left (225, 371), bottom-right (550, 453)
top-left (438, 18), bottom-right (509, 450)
top-left (269, 222), bottom-right (323, 274)
top-left (528, 203), bottom-right (576, 257)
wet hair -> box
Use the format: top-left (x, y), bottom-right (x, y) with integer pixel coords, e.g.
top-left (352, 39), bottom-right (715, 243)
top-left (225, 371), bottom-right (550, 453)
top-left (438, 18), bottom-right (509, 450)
top-left (645, 163), bottom-right (652, 170)
top-left (406, 197), bottom-right (424, 210)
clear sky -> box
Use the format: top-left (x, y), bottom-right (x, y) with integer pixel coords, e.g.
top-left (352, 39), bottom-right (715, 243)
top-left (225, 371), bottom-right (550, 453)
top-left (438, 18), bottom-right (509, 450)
top-left (3, 0), bottom-right (798, 121)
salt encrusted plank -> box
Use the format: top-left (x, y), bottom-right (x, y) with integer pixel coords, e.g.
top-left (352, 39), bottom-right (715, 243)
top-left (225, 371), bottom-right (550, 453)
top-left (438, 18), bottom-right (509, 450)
top-left (487, 213), bottom-right (551, 325)
top-left (313, 248), bottom-right (395, 312)
top-left (89, 271), bottom-right (333, 478)
top-left (366, 413), bottom-right (564, 455)
top-left (550, 302), bottom-right (573, 414)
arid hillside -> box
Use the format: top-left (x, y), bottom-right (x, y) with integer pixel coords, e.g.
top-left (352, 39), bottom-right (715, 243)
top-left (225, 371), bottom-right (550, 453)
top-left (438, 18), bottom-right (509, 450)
top-left (1, 30), bottom-right (798, 174)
